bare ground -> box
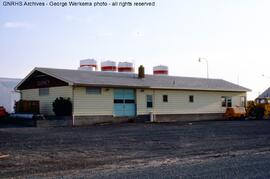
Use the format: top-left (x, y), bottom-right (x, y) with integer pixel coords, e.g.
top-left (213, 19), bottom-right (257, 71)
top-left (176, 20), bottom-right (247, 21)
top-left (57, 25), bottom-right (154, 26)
top-left (1, 120), bottom-right (270, 178)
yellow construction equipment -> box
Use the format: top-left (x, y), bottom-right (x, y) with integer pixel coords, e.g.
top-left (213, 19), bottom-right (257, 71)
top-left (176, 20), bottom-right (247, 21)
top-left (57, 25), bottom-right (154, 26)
top-left (246, 98), bottom-right (270, 119)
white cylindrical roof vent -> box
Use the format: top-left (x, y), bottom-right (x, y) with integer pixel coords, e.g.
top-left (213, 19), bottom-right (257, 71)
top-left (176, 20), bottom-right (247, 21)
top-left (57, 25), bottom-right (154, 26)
top-left (118, 62), bottom-right (134, 73)
top-left (79, 59), bottom-right (97, 70)
top-left (78, 66), bottom-right (94, 71)
top-left (101, 61), bottom-right (117, 72)
top-left (153, 65), bottom-right (169, 75)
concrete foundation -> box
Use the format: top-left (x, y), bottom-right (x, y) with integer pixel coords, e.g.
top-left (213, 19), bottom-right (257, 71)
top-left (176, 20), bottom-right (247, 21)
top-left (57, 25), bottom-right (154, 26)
top-left (73, 113), bottom-right (225, 126)
top-left (11, 113), bottom-right (225, 127)
top-left (73, 115), bottom-right (132, 126)
top-left (153, 113), bottom-right (225, 123)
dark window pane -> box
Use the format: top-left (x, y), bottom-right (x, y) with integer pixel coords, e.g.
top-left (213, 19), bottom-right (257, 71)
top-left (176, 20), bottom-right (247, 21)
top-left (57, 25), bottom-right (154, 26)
top-left (39, 88), bottom-right (49, 96)
top-left (147, 102), bottom-right (153, 108)
top-left (114, 99), bottom-right (124, 104)
top-left (146, 95), bottom-right (153, 108)
top-left (189, 95), bottom-right (194, 103)
top-left (163, 95), bottom-right (168, 102)
top-left (227, 97), bottom-right (232, 107)
top-left (125, 99), bottom-right (135, 104)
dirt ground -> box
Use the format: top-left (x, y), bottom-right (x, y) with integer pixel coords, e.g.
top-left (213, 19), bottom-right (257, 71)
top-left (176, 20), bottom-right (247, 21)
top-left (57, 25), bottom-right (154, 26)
top-left (1, 120), bottom-right (270, 178)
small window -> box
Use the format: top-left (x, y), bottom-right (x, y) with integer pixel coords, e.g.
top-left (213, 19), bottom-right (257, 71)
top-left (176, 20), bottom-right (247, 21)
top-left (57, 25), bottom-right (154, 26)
top-left (189, 95), bottom-right (194, 103)
top-left (221, 96), bottom-right (232, 107)
top-left (240, 96), bottom-right (246, 107)
top-left (227, 97), bottom-right (232, 107)
top-left (163, 95), bottom-right (168, 102)
top-left (114, 99), bottom-right (124, 104)
top-left (221, 96), bottom-right (226, 107)
top-left (146, 95), bottom-right (153, 108)
top-left (86, 87), bottom-right (101, 95)
top-left (125, 99), bottom-right (135, 104)
top-left (39, 88), bottom-right (49, 96)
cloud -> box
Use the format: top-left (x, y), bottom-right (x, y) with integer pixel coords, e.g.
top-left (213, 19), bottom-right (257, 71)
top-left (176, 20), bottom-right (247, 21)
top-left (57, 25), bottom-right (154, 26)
top-left (3, 21), bottom-right (34, 29)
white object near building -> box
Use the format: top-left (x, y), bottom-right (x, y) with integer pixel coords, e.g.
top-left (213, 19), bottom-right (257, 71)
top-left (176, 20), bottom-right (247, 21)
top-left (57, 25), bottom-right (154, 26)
top-left (78, 59), bottom-right (97, 71)
top-left (153, 65), bottom-right (169, 75)
top-left (101, 61), bottom-right (117, 72)
top-left (0, 78), bottom-right (21, 113)
top-left (118, 62), bottom-right (134, 72)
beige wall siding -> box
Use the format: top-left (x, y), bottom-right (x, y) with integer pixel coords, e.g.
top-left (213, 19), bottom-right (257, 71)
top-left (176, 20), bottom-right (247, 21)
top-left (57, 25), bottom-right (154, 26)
top-left (136, 89), bottom-right (246, 115)
top-left (21, 86), bottom-right (72, 115)
top-left (21, 86), bottom-right (246, 116)
top-left (73, 87), bottom-right (113, 116)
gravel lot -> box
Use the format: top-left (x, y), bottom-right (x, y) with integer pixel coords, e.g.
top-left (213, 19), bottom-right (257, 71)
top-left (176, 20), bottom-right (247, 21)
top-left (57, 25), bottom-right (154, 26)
top-left (1, 120), bottom-right (270, 178)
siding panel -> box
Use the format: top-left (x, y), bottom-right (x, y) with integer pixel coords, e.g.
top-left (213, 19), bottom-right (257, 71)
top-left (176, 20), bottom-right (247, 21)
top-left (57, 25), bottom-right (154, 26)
top-left (73, 87), bottom-right (113, 116)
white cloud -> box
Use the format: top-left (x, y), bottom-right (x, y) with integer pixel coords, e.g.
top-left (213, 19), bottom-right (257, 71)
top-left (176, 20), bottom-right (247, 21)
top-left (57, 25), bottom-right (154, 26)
top-left (3, 21), bottom-right (34, 29)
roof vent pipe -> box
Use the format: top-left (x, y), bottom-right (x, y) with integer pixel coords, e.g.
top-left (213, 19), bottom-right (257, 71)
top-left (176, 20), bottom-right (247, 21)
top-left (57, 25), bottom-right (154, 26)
top-left (138, 65), bottom-right (145, 78)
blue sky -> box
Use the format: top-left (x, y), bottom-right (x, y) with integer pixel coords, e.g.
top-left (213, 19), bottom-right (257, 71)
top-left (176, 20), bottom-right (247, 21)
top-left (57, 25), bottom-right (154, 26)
top-left (1, 0), bottom-right (270, 99)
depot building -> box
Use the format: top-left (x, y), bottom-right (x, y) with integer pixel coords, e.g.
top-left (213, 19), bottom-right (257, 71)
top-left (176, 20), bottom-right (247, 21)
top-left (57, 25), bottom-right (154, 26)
top-left (15, 59), bottom-right (250, 125)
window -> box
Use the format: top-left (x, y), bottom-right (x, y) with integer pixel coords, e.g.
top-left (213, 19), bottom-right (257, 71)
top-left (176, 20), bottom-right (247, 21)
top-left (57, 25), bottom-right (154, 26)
top-left (240, 96), bottom-right (246, 107)
top-left (86, 87), bottom-right (101, 95)
top-left (125, 99), bottom-right (135, 104)
top-left (163, 95), bottom-right (168, 102)
top-left (221, 96), bottom-right (226, 107)
top-left (114, 99), bottom-right (124, 104)
top-left (221, 96), bottom-right (232, 107)
top-left (146, 95), bottom-right (153, 108)
top-left (189, 95), bottom-right (194, 103)
top-left (227, 97), bottom-right (232, 107)
top-left (39, 88), bottom-right (49, 96)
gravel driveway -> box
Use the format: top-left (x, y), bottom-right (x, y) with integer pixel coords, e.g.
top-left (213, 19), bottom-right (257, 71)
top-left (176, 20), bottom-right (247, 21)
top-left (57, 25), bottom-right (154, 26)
top-left (1, 120), bottom-right (270, 178)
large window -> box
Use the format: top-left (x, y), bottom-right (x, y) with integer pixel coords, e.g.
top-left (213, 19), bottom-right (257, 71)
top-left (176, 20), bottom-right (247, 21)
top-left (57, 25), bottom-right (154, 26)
top-left (221, 96), bottom-right (232, 107)
top-left (240, 96), bottom-right (247, 107)
top-left (86, 87), bottom-right (101, 95)
top-left (146, 95), bottom-right (153, 108)
top-left (39, 88), bottom-right (49, 96)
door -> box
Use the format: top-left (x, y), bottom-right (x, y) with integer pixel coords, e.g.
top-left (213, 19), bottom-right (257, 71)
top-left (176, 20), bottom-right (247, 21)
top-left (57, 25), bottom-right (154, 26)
top-left (114, 89), bottom-right (136, 117)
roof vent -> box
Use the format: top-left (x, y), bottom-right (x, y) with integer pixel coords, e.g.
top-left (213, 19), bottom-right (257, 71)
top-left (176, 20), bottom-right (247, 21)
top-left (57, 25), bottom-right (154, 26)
top-left (138, 65), bottom-right (145, 78)
top-left (153, 65), bottom-right (168, 75)
top-left (78, 59), bottom-right (97, 71)
top-left (101, 61), bottom-right (117, 72)
top-left (118, 62), bottom-right (134, 73)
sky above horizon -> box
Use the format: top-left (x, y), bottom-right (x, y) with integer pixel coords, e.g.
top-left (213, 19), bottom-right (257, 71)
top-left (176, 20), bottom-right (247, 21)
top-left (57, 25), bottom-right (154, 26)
top-left (1, 0), bottom-right (270, 99)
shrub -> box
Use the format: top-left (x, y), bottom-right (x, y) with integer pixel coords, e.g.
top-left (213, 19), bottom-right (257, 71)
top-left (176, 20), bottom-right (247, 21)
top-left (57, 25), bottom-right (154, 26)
top-left (52, 97), bottom-right (72, 116)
